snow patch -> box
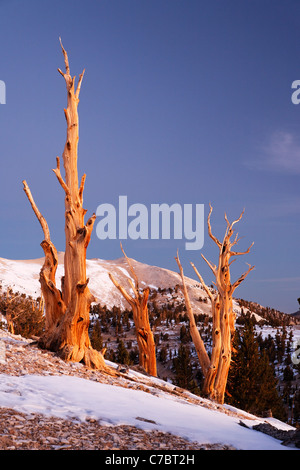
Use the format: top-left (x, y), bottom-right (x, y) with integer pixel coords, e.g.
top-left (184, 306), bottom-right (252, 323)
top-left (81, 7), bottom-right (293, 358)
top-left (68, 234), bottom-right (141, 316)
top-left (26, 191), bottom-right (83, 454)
top-left (0, 372), bottom-right (294, 450)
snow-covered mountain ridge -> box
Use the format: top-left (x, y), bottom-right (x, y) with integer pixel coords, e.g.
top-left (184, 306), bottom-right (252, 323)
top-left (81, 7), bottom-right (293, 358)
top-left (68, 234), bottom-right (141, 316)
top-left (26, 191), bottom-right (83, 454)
top-left (0, 253), bottom-right (244, 318)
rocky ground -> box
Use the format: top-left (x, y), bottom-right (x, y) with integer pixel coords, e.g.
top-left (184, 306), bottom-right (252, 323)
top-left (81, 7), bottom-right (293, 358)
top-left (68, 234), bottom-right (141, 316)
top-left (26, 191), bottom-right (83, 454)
top-left (0, 330), bottom-right (242, 451)
top-left (0, 407), bottom-right (236, 451)
top-left (0, 328), bottom-right (294, 451)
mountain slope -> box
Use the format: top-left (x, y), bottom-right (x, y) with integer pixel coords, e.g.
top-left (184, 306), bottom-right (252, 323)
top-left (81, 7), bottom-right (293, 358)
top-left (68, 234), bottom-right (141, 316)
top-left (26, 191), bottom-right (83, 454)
top-left (0, 254), bottom-right (237, 317)
top-left (291, 310), bottom-right (300, 319)
top-left (0, 256), bottom-right (299, 449)
top-left (0, 328), bottom-right (296, 450)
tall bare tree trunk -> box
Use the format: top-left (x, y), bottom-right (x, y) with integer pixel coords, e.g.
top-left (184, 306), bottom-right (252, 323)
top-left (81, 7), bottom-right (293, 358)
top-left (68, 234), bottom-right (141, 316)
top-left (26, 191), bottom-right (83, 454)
top-left (176, 204), bottom-right (254, 404)
top-left (175, 252), bottom-right (210, 377)
top-left (23, 40), bottom-right (111, 371)
top-left (109, 244), bottom-right (157, 377)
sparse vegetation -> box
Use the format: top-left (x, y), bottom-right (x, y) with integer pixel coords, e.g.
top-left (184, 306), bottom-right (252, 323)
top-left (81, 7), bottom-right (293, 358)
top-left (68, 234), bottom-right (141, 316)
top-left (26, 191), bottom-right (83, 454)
top-left (0, 284), bottom-right (44, 338)
top-left (87, 294), bottom-right (300, 426)
top-left (1, 276), bottom-right (300, 425)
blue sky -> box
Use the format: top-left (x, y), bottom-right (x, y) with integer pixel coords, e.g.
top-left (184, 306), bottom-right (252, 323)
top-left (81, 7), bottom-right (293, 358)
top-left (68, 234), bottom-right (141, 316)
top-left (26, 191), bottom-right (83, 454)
top-left (0, 0), bottom-right (299, 313)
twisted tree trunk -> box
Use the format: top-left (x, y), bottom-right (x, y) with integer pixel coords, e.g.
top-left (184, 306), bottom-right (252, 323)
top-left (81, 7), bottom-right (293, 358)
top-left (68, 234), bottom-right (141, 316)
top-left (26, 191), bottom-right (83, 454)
top-left (176, 204), bottom-right (254, 404)
top-left (109, 244), bottom-right (157, 376)
top-left (23, 40), bottom-right (110, 371)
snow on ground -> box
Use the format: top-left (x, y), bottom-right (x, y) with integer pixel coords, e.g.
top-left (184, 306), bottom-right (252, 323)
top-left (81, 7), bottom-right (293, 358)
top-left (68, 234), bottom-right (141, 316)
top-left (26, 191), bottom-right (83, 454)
top-left (0, 256), bottom-right (299, 450)
top-left (0, 364), bottom-right (295, 451)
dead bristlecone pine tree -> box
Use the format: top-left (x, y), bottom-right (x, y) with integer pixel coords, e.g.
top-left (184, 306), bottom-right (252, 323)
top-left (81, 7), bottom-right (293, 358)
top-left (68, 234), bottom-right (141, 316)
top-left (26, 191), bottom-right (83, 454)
top-left (109, 243), bottom-right (157, 377)
top-left (23, 39), bottom-right (112, 372)
top-left (175, 203), bottom-right (254, 404)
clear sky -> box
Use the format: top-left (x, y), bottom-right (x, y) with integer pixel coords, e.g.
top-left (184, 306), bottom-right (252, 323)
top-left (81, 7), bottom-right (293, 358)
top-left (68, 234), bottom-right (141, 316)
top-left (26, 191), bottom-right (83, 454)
top-left (0, 0), bottom-right (299, 313)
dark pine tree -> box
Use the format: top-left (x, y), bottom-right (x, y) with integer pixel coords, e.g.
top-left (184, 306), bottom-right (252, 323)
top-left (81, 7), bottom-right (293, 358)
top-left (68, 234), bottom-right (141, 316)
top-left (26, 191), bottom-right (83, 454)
top-left (116, 339), bottom-right (130, 365)
top-left (293, 389), bottom-right (300, 425)
top-left (173, 344), bottom-right (193, 389)
top-left (227, 316), bottom-right (286, 421)
top-left (173, 344), bottom-right (200, 395)
top-left (89, 320), bottom-right (103, 352)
